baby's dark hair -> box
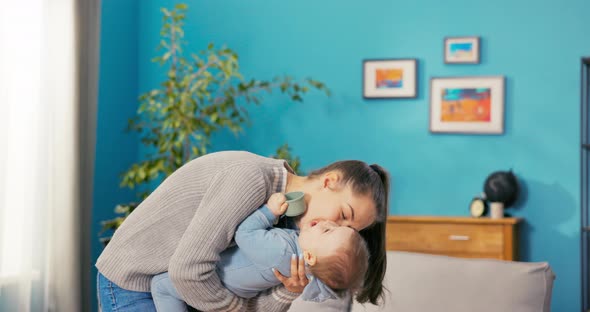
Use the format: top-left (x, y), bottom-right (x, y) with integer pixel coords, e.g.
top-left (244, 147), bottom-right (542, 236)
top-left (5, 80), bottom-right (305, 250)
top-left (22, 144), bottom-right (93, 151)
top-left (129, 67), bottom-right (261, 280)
top-left (309, 230), bottom-right (369, 295)
top-left (309, 161), bottom-right (390, 304)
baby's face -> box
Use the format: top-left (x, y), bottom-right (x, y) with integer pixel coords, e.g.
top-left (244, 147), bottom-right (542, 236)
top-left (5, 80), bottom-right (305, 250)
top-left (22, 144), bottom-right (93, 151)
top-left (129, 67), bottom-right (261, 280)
top-left (298, 220), bottom-right (355, 258)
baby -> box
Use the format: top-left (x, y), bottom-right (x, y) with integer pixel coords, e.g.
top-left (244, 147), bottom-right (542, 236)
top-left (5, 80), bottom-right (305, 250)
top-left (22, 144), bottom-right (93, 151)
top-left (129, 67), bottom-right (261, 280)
top-left (150, 193), bottom-right (369, 311)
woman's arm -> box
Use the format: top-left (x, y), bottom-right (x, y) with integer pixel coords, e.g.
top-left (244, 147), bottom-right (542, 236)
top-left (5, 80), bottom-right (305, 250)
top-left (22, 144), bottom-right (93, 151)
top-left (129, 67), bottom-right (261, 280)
top-left (168, 164), bottom-right (265, 311)
top-left (246, 257), bottom-right (309, 311)
top-left (168, 164), bottom-right (299, 311)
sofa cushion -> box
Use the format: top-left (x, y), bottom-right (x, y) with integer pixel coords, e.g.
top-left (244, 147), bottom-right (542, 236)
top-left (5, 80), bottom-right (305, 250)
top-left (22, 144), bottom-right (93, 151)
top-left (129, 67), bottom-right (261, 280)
top-left (352, 251), bottom-right (555, 312)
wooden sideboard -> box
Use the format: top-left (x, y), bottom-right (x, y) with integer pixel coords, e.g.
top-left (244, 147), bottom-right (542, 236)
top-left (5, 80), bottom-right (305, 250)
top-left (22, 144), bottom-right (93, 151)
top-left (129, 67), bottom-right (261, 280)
top-left (386, 216), bottom-right (522, 260)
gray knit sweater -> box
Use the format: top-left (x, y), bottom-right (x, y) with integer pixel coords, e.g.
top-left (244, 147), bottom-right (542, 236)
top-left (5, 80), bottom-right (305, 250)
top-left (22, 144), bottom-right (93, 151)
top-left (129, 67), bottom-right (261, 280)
top-left (96, 151), bottom-right (299, 311)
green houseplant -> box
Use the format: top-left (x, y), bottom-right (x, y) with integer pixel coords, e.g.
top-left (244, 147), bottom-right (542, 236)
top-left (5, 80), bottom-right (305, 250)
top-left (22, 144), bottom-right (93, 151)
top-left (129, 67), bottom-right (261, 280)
top-left (99, 4), bottom-right (328, 241)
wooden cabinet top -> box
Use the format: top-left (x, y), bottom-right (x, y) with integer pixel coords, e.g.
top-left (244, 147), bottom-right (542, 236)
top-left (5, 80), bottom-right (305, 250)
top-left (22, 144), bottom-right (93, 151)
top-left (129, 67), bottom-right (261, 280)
top-left (386, 215), bottom-right (522, 260)
top-left (388, 215), bottom-right (522, 225)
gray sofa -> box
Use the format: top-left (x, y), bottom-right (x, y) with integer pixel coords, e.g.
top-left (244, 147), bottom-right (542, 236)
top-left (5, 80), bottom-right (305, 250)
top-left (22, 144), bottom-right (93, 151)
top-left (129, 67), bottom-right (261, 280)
top-left (289, 251), bottom-right (555, 312)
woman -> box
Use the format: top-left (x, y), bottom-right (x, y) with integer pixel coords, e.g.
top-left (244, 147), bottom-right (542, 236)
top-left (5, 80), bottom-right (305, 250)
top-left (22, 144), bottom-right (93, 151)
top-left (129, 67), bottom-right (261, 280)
top-left (96, 150), bottom-right (390, 311)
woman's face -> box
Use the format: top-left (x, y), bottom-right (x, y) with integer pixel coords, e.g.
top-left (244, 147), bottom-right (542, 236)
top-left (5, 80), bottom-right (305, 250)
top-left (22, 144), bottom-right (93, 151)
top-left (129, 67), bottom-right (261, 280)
top-left (298, 173), bottom-right (377, 231)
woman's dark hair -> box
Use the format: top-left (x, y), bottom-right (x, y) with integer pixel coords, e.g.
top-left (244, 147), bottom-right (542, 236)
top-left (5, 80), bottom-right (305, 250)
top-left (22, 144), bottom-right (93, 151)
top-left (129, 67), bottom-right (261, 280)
top-left (308, 161), bottom-right (390, 305)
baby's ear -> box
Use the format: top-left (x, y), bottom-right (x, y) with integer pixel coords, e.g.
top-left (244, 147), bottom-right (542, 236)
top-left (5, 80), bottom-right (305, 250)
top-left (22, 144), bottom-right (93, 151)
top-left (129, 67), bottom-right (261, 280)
top-left (303, 250), bottom-right (317, 266)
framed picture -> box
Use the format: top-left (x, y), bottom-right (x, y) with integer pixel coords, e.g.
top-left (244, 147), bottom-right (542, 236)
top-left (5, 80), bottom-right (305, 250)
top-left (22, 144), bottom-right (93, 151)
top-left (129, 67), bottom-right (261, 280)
top-left (430, 76), bottom-right (505, 134)
top-left (363, 59), bottom-right (417, 98)
top-left (444, 37), bottom-right (480, 64)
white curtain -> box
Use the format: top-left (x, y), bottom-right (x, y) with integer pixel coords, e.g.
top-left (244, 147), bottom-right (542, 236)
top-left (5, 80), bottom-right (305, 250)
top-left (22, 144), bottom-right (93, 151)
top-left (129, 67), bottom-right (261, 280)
top-left (0, 0), bottom-right (99, 311)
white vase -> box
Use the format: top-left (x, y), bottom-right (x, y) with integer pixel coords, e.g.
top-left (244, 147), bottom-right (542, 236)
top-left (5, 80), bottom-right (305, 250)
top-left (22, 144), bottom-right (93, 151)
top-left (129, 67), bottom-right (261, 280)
top-left (490, 202), bottom-right (504, 219)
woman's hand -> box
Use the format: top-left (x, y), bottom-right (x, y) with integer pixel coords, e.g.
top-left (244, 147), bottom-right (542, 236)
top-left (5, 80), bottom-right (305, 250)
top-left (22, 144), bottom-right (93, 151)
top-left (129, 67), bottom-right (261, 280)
top-left (272, 254), bottom-right (309, 293)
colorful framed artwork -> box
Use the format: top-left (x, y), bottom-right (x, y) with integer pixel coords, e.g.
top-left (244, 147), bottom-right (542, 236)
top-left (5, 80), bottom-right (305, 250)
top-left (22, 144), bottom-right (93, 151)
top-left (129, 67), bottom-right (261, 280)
top-left (363, 59), bottom-right (417, 98)
top-left (430, 76), bottom-right (505, 134)
top-left (444, 37), bottom-right (480, 64)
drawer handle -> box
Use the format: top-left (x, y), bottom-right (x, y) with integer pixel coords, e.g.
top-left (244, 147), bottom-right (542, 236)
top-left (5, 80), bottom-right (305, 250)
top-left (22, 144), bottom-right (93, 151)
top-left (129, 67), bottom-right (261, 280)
top-left (449, 235), bottom-right (470, 241)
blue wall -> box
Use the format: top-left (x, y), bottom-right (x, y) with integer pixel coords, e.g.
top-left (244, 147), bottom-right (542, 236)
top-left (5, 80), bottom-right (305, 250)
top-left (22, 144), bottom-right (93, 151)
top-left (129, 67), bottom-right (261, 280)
top-left (91, 1), bottom-right (139, 312)
top-left (94, 0), bottom-right (590, 311)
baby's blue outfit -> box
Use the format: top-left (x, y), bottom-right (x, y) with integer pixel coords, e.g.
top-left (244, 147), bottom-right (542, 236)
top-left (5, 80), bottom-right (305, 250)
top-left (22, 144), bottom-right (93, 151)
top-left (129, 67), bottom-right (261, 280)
top-left (151, 206), bottom-right (338, 311)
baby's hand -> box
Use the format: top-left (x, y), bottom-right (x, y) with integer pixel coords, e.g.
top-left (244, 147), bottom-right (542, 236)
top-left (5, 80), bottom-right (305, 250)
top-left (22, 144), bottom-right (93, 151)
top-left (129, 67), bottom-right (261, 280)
top-left (267, 193), bottom-right (288, 217)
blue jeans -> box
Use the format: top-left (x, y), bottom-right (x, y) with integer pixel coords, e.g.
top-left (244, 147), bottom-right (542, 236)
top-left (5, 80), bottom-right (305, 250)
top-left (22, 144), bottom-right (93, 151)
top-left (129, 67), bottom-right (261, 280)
top-left (97, 272), bottom-right (157, 312)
